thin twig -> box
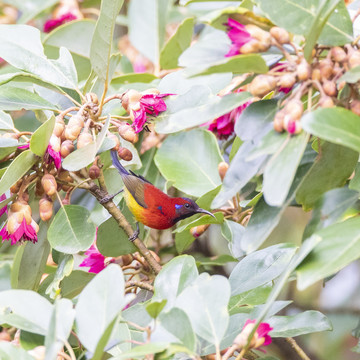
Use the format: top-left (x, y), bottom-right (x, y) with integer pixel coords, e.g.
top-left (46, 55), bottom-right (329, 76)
top-left (64, 339), bottom-right (76, 360)
top-left (125, 280), bottom-right (154, 292)
top-left (285, 337), bottom-right (311, 360)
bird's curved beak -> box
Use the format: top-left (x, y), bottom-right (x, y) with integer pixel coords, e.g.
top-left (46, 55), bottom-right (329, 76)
top-left (196, 208), bottom-right (216, 218)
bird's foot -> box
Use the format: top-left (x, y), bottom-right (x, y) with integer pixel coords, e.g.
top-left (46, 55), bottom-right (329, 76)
top-left (129, 223), bottom-right (140, 242)
top-left (99, 189), bottom-right (124, 204)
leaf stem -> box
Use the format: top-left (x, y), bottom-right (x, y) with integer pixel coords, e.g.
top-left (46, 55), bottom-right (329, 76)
top-left (63, 339), bottom-right (76, 360)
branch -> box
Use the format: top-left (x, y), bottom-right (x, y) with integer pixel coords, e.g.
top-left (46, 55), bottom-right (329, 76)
top-left (285, 337), bottom-right (312, 360)
top-left (125, 280), bottom-right (154, 292)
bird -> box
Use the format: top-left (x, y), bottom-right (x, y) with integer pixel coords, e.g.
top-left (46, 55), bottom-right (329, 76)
top-left (110, 150), bottom-right (215, 239)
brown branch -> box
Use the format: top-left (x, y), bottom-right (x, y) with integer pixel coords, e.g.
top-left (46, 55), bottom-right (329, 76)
top-left (285, 337), bottom-right (311, 360)
top-left (125, 280), bottom-right (154, 292)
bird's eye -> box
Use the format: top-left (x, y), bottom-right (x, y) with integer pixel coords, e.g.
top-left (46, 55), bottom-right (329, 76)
top-left (184, 203), bottom-right (190, 208)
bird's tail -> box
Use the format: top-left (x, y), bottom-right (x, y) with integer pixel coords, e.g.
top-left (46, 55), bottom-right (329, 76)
top-left (111, 150), bottom-right (130, 176)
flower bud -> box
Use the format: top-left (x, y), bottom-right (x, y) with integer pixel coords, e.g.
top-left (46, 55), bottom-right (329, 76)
top-left (319, 96), bottom-right (334, 108)
top-left (53, 117), bottom-right (65, 137)
top-left (270, 27), bottom-right (290, 44)
top-left (60, 140), bottom-right (74, 158)
top-left (117, 147), bottom-right (133, 161)
top-left (122, 90), bottom-right (142, 112)
top-left (319, 59), bottom-right (333, 80)
top-left (41, 174), bottom-right (57, 196)
top-left (348, 51), bottom-right (360, 69)
top-left (297, 59), bottom-right (311, 81)
top-left (39, 196), bottom-right (53, 222)
top-left (311, 68), bottom-right (321, 81)
top-left (322, 80), bottom-right (337, 97)
top-left (284, 99), bottom-right (303, 120)
top-left (49, 134), bottom-right (61, 152)
top-left (248, 75), bottom-right (277, 97)
top-left (10, 179), bottom-right (22, 194)
top-left (218, 161), bottom-right (229, 181)
top-left (277, 73), bottom-right (296, 89)
top-left (89, 164), bottom-right (100, 179)
top-left (331, 46), bottom-right (347, 63)
top-left (141, 88), bottom-right (160, 96)
top-left (77, 131), bottom-right (93, 148)
top-left (120, 254), bottom-right (133, 266)
top-left (351, 100), bottom-right (360, 116)
top-left (273, 111), bottom-right (285, 132)
top-left (239, 39), bottom-right (262, 54)
top-left (245, 25), bottom-right (272, 51)
top-left (190, 224), bottom-right (210, 238)
top-left (118, 122), bottom-right (138, 143)
top-left (85, 92), bottom-right (99, 105)
top-left (284, 117), bottom-right (302, 135)
top-left (107, 132), bottom-right (120, 151)
top-left (65, 113), bottom-right (85, 141)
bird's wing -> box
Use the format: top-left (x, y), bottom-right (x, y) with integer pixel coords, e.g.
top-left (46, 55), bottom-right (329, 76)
top-left (129, 170), bottom-right (153, 184)
top-left (123, 175), bottom-right (148, 208)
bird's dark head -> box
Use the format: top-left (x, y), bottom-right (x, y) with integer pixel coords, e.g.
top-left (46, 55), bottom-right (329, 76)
top-left (172, 197), bottom-right (215, 224)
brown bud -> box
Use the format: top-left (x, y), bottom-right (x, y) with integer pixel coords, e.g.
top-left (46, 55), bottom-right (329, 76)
top-left (218, 161), bottom-right (229, 181)
top-left (117, 147), bottom-right (133, 161)
top-left (245, 25), bottom-right (272, 50)
top-left (239, 39), bottom-right (262, 54)
top-left (311, 68), bottom-right (321, 81)
top-left (41, 174), bottom-right (57, 196)
top-left (77, 131), bottom-right (93, 149)
top-left (65, 114), bottom-right (85, 141)
top-left (118, 123), bottom-right (138, 143)
top-left (319, 59), bottom-right (333, 80)
top-left (190, 224), bottom-right (210, 238)
top-left (39, 196), bottom-right (53, 222)
top-left (351, 100), bottom-right (360, 116)
top-left (270, 27), bottom-right (290, 44)
top-left (319, 96), bottom-right (334, 108)
top-left (331, 46), bottom-right (347, 63)
top-left (85, 92), bottom-right (99, 105)
top-left (278, 73), bottom-right (296, 89)
top-left (107, 132), bottom-right (120, 151)
top-left (297, 60), bottom-right (311, 81)
top-left (348, 51), bottom-right (360, 69)
top-left (89, 164), bottom-right (101, 179)
top-left (60, 140), bottom-right (74, 158)
top-left (121, 254), bottom-right (133, 266)
top-left (322, 80), bottom-right (337, 97)
top-left (248, 75), bottom-right (277, 97)
top-left (284, 99), bottom-right (303, 120)
top-left (273, 111), bottom-right (285, 132)
top-left (122, 90), bottom-right (142, 112)
top-left (53, 117), bottom-right (65, 137)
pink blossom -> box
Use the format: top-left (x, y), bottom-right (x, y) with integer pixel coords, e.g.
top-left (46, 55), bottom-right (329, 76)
top-left (43, 12), bottom-right (78, 33)
top-left (132, 93), bottom-right (172, 133)
top-left (133, 57), bottom-right (147, 73)
top-left (234, 320), bottom-right (272, 351)
top-left (79, 243), bottom-right (115, 274)
top-left (225, 19), bottom-right (253, 57)
top-left (243, 320), bottom-right (272, 347)
top-left (0, 218), bottom-right (38, 245)
top-left (0, 194), bottom-right (7, 217)
top-left (45, 144), bottom-right (61, 169)
top-left (17, 143), bottom-right (30, 150)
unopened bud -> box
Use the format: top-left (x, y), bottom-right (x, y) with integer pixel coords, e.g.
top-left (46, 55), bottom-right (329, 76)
top-left (89, 164), bottom-right (100, 179)
top-left (239, 39), bottom-right (262, 54)
top-left (190, 224), bottom-right (210, 238)
top-left (297, 59), bottom-right (311, 81)
top-left (141, 88), bottom-right (160, 96)
top-left (41, 174), bottom-right (57, 196)
top-left (107, 132), bottom-right (120, 151)
top-left (248, 75), bottom-right (277, 97)
top-left (284, 117), bottom-right (302, 135)
top-left (49, 134), bottom-right (61, 152)
top-left (351, 100), bottom-right (360, 116)
top-left (284, 99), bottom-right (303, 120)
top-left (319, 96), bottom-right (334, 108)
top-left (278, 73), bottom-right (296, 89)
top-left (117, 147), bottom-right (133, 161)
top-left (65, 114), bottom-right (85, 141)
top-left (348, 51), bottom-right (360, 69)
top-left (331, 47), bottom-right (347, 63)
top-left (319, 59), bottom-right (333, 80)
top-left (270, 27), bottom-right (290, 44)
top-left (53, 117), bottom-right (65, 137)
top-left (218, 161), bottom-right (229, 180)
top-left (77, 131), bottom-right (93, 148)
top-left (273, 111), bottom-right (285, 132)
top-left (121, 254), bottom-right (133, 266)
top-left (39, 196), bottom-right (53, 222)
top-left (122, 90), bottom-right (142, 112)
top-left (118, 123), bottom-right (138, 143)
top-left (311, 68), bottom-right (321, 81)
top-left (85, 92), bottom-right (99, 105)
top-left (60, 140), bottom-right (74, 158)
top-left (322, 80), bottom-right (337, 97)
top-left (245, 25), bottom-right (271, 51)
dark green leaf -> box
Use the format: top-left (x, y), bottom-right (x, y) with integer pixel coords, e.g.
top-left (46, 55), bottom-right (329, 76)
top-left (60, 270), bottom-right (95, 299)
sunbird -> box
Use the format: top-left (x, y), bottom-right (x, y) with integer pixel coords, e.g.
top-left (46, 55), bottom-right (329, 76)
top-left (110, 151), bottom-right (214, 236)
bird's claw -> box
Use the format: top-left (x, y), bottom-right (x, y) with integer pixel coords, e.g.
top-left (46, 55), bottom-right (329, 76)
top-left (129, 223), bottom-right (140, 242)
top-left (99, 189), bottom-right (124, 204)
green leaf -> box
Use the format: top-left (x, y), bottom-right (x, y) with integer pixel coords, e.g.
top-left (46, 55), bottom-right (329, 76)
top-left (196, 254), bottom-right (237, 267)
top-left (296, 142), bottom-right (358, 210)
top-left (156, 90), bottom-right (251, 134)
top-left (0, 150), bottom-right (38, 194)
top-left (0, 25), bottom-right (78, 89)
top-left (229, 244), bottom-right (297, 295)
top-left (90, 0), bottom-right (124, 81)
top-left (160, 17), bottom-right (194, 70)
top-left (297, 217), bottom-right (360, 289)
top-left (128, 0), bottom-right (171, 65)
top-left (154, 129), bottom-right (222, 197)
top-left (263, 132), bottom-right (309, 206)
top-left (0, 342), bottom-right (34, 360)
top-left (146, 300), bottom-right (167, 318)
top-left (30, 115), bottom-right (55, 156)
top-left (75, 264), bottom-right (126, 353)
top-left (15, 0), bottom-right (59, 23)
top-left (350, 162), bottom-right (360, 192)
top-left (153, 255), bottom-right (198, 308)
top-left (0, 86), bottom-right (58, 111)
top-left (269, 310), bottom-right (332, 337)
top-left (48, 205), bottom-right (96, 254)
top-left (111, 73), bottom-right (158, 85)
top-left (221, 220), bottom-right (245, 258)
top-left (111, 343), bottom-right (169, 360)
top-left (60, 270), bottom-right (95, 299)
top-left (256, 0), bottom-right (353, 45)
top-left (175, 273), bottom-right (230, 346)
top-left (0, 111), bottom-right (14, 130)
top-left (11, 222), bottom-right (50, 291)
top-left (338, 65), bottom-right (360, 84)
top-left (302, 107), bottom-right (360, 153)
top-left (174, 212), bottom-right (223, 233)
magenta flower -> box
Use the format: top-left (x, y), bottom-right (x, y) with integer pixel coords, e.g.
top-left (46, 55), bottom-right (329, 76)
top-left (132, 93), bottom-right (172, 133)
top-left (133, 57), bottom-right (147, 73)
top-left (79, 243), bottom-right (115, 274)
top-left (43, 12), bottom-right (78, 33)
top-left (0, 194), bottom-right (7, 217)
top-left (225, 19), bottom-right (253, 57)
top-left (45, 144), bottom-right (61, 169)
top-left (17, 143), bottom-right (30, 150)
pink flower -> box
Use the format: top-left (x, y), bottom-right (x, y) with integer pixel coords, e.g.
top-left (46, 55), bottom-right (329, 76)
top-left (0, 194), bottom-right (7, 217)
top-left (273, 62), bottom-right (294, 94)
top-left (45, 144), bottom-right (61, 169)
top-left (208, 89), bottom-right (251, 139)
top-left (17, 143), bottom-right (30, 150)
top-left (132, 93), bottom-right (172, 133)
top-left (43, 12), bottom-right (78, 33)
top-left (79, 243), bottom-right (115, 274)
top-left (225, 19), bottom-right (253, 57)
top-left (133, 57), bottom-right (147, 73)
top-left (0, 218), bottom-right (38, 245)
